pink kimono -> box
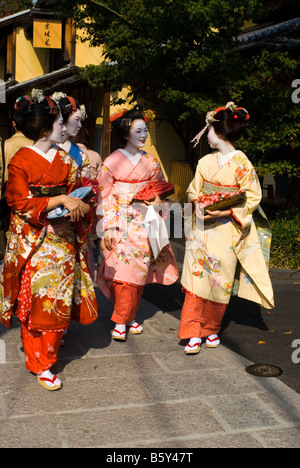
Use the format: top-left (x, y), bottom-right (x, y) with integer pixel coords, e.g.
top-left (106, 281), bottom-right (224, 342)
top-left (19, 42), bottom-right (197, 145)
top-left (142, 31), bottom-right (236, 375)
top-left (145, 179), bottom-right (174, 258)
top-left (96, 150), bottom-right (179, 301)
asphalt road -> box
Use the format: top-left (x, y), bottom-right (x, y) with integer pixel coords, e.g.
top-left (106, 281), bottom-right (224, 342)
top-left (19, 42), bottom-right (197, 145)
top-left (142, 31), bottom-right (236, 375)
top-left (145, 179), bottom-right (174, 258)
top-left (143, 276), bottom-right (300, 394)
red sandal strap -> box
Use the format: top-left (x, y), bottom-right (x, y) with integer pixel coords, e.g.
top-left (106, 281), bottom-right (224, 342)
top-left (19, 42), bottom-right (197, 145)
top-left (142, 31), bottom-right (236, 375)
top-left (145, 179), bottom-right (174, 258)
top-left (207, 336), bottom-right (219, 343)
top-left (128, 323), bottom-right (141, 329)
top-left (113, 329), bottom-right (127, 336)
top-left (38, 375), bottom-right (58, 384)
top-left (186, 342), bottom-right (201, 348)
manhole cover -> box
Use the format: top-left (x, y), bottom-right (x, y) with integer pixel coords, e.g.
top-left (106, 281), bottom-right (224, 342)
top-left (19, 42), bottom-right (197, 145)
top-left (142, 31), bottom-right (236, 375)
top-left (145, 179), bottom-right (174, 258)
top-left (245, 364), bottom-right (283, 378)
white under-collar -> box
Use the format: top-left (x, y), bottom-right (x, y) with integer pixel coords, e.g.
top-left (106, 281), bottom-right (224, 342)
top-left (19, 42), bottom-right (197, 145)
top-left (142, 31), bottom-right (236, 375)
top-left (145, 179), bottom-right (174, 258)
top-left (119, 148), bottom-right (142, 167)
top-left (25, 145), bottom-right (58, 163)
top-left (217, 150), bottom-right (239, 167)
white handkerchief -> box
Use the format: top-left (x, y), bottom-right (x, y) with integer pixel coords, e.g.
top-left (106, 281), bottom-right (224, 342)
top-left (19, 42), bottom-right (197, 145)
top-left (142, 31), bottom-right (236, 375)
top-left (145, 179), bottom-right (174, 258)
top-left (144, 206), bottom-right (169, 259)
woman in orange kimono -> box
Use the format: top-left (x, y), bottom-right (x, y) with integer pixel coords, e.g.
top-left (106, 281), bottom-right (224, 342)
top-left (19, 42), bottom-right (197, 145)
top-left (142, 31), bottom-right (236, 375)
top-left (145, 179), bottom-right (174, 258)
top-left (0, 92), bottom-right (98, 390)
top-left (96, 110), bottom-right (179, 341)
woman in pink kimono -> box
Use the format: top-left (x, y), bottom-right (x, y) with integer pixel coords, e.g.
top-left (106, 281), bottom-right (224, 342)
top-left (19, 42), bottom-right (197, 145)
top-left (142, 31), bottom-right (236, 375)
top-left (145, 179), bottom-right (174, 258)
top-left (96, 110), bottom-right (179, 340)
top-left (179, 102), bottom-right (274, 354)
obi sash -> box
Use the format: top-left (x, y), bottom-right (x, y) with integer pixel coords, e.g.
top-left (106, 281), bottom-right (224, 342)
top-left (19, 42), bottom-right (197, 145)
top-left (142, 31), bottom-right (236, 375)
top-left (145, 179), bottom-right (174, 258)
top-left (29, 184), bottom-right (68, 198)
top-left (113, 181), bottom-right (149, 205)
top-left (202, 181), bottom-right (239, 195)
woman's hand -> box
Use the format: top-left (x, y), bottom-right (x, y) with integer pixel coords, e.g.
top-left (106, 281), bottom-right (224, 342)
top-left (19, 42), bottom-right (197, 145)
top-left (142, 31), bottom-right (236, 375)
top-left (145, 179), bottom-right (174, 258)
top-left (194, 201), bottom-right (231, 221)
top-left (203, 209), bottom-right (231, 221)
top-left (104, 229), bottom-right (116, 251)
top-left (62, 196), bottom-right (90, 222)
top-left (143, 194), bottom-right (162, 206)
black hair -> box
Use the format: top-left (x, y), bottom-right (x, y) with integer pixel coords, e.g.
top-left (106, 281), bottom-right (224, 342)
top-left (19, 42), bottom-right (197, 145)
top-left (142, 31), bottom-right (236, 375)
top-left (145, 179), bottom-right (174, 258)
top-left (111, 109), bottom-right (145, 143)
top-left (211, 108), bottom-right (249, 143)
top-left (15, 95), bottom-right (59, 142)
top-left (58, 96), bottom-right (80, 123)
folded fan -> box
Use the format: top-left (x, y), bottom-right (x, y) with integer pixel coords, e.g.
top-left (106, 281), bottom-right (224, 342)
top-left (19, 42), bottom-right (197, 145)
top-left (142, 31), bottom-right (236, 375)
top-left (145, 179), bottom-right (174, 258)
top-left (132, 181), bottom-right (174, 203)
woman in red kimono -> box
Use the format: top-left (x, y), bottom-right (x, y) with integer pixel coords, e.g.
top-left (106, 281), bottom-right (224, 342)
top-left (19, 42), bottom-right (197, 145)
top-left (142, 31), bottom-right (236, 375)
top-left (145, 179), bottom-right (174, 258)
top-left (0, 92), bottom-right (98, 390)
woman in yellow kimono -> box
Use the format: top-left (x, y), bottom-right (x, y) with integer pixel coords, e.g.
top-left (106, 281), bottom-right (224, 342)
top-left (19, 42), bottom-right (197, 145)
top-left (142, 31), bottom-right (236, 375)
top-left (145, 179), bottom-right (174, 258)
top-left (179, 102), bottom-right (274, 354)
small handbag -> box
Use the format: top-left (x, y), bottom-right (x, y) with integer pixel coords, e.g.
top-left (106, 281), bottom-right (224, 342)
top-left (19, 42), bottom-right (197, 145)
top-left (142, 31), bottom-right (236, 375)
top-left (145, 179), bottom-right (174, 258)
top-left (197, 189), bottom-right (246, 213)
top-left (132, 181), bottom-right (174, 203)
top-left (47, 186), bottom-right (94, 223)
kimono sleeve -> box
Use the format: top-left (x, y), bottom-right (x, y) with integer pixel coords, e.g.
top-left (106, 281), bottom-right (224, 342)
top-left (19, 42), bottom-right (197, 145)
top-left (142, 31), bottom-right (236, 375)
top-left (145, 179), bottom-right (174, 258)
top-left (149, 157), bottom-right (165, 182)
top-left (230, 159), bottom-right (262, 229)
top-left (186, 159), bottom-right (204, 203)
top-left (6, 163), bottom-right (49, 228)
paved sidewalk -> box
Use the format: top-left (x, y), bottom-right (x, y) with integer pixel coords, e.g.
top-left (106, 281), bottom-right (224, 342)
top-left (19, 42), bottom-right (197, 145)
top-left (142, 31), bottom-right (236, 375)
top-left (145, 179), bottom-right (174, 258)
top-left (0, 285), bottom-right (300, 449)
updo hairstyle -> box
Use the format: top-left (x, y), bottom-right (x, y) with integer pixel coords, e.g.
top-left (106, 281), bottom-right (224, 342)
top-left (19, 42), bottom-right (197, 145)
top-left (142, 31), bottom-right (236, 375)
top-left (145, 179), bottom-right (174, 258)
top-left (14, 95), bottom-right (59, 142)
top-left (58, 96), bottom-right (80, 123)
top-left (112, 109), bottom-right (145, 143)
top-left (211, 107), bottom-right (249, 143)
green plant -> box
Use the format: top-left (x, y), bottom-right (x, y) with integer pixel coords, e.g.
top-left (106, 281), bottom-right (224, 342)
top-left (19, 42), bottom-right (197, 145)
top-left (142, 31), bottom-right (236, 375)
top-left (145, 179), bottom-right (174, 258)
top-left (268, 209), bottom-right (300, 269)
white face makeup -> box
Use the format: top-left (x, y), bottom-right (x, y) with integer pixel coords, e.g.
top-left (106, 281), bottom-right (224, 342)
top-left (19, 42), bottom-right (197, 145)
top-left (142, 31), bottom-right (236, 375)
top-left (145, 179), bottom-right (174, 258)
top-left (65, 109), bottom-right (82, 138)
top-left (127, 119), bottom-right (148, 150)
top-left (207, 125), bottom-right (222, 149)
top-left (48, 112), bottom-right (66, 144)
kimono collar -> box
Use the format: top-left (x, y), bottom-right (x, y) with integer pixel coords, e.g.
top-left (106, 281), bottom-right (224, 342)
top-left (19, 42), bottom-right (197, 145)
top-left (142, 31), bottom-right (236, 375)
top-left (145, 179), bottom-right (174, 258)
top-left (217, 150), bottom-right (239, 168)
top-left (25, 145), bottom-right (59, 163)
top-left (119, 148), bottom-right (143, 167)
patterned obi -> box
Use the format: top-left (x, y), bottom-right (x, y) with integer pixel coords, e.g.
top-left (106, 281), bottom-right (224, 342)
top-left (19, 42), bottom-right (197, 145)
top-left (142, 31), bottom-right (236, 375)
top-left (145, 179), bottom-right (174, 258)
top-left (113, 180), bottom-right (149, 206)
top-left (29, 184), bottom-right (68, 198)
top-left (202, 181), bottom-right (239, 195)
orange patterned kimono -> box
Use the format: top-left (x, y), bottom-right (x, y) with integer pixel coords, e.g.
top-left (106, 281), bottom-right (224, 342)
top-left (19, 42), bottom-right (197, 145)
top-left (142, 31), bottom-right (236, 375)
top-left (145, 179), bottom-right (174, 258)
top-left (0, 146), bottom-right (98, 373)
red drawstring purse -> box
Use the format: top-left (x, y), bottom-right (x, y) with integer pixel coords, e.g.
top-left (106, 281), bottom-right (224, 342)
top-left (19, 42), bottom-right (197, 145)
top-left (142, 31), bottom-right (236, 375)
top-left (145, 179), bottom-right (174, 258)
top-left (132, 181), bottom-right (174, 203)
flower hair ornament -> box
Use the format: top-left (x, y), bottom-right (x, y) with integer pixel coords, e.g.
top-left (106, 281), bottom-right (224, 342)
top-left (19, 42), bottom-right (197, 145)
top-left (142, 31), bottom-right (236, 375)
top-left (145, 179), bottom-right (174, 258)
top-left (51, 93), bottom-right (88, 120)
top-left (31, 88), bottom-right (45, 104)
top-left (191, 101), bottom-right (250, 148)
top-left (51, 91), bottom-right (67, 103)
top-left (80, 104), bottom-right (87, 121)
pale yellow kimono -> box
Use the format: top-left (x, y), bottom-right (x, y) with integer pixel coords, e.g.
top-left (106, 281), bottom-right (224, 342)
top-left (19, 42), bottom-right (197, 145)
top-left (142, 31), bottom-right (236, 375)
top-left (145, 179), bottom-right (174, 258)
top-left (181, 150), bottom-right (274, 309)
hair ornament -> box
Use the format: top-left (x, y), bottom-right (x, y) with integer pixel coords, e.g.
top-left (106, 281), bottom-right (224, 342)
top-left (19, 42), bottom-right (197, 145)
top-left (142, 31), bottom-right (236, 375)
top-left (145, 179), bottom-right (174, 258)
top-left (14, 97), bottom-right (22, 110)
top-left (191, 109), bottom-right (221, 148)
top-left (235, 107), bottom-right (250, 120)
top-left (142, 109), bottom-right (156, 123)
top-left (80, 104), bottom-right (87, 120)
top-left (31, 88), bottom-right (45, 104)
top-left (110, 109), bottom-right (129, 123)
top-left (191, 101), bottom-right (249, 147)
top-left (225, 101), bottom-right (238, 111)
top-left (51, 91), bottom-right (67, 103)
top-left (14, 95), bottom-right (31, 110)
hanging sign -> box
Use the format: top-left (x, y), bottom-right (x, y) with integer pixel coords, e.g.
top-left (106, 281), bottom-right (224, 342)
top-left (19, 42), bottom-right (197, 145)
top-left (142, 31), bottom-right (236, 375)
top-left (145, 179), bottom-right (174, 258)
top-left (33, 19), bottom-right (62, 49)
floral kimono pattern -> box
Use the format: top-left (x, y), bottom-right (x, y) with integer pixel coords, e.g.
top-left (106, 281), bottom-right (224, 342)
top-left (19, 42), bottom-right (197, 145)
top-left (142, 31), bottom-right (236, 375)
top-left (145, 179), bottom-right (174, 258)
top-left (182, 150), bottom-right (274, 309)
top-left (96, 150), bottom-right (179, 299)
top-left (0, 146), bottom-right (98, 330)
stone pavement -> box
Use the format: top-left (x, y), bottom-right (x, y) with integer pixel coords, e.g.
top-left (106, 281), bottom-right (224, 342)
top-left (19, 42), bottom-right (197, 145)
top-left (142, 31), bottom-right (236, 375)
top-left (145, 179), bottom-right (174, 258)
top-left (0, 283), bottom-right (300, 449)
